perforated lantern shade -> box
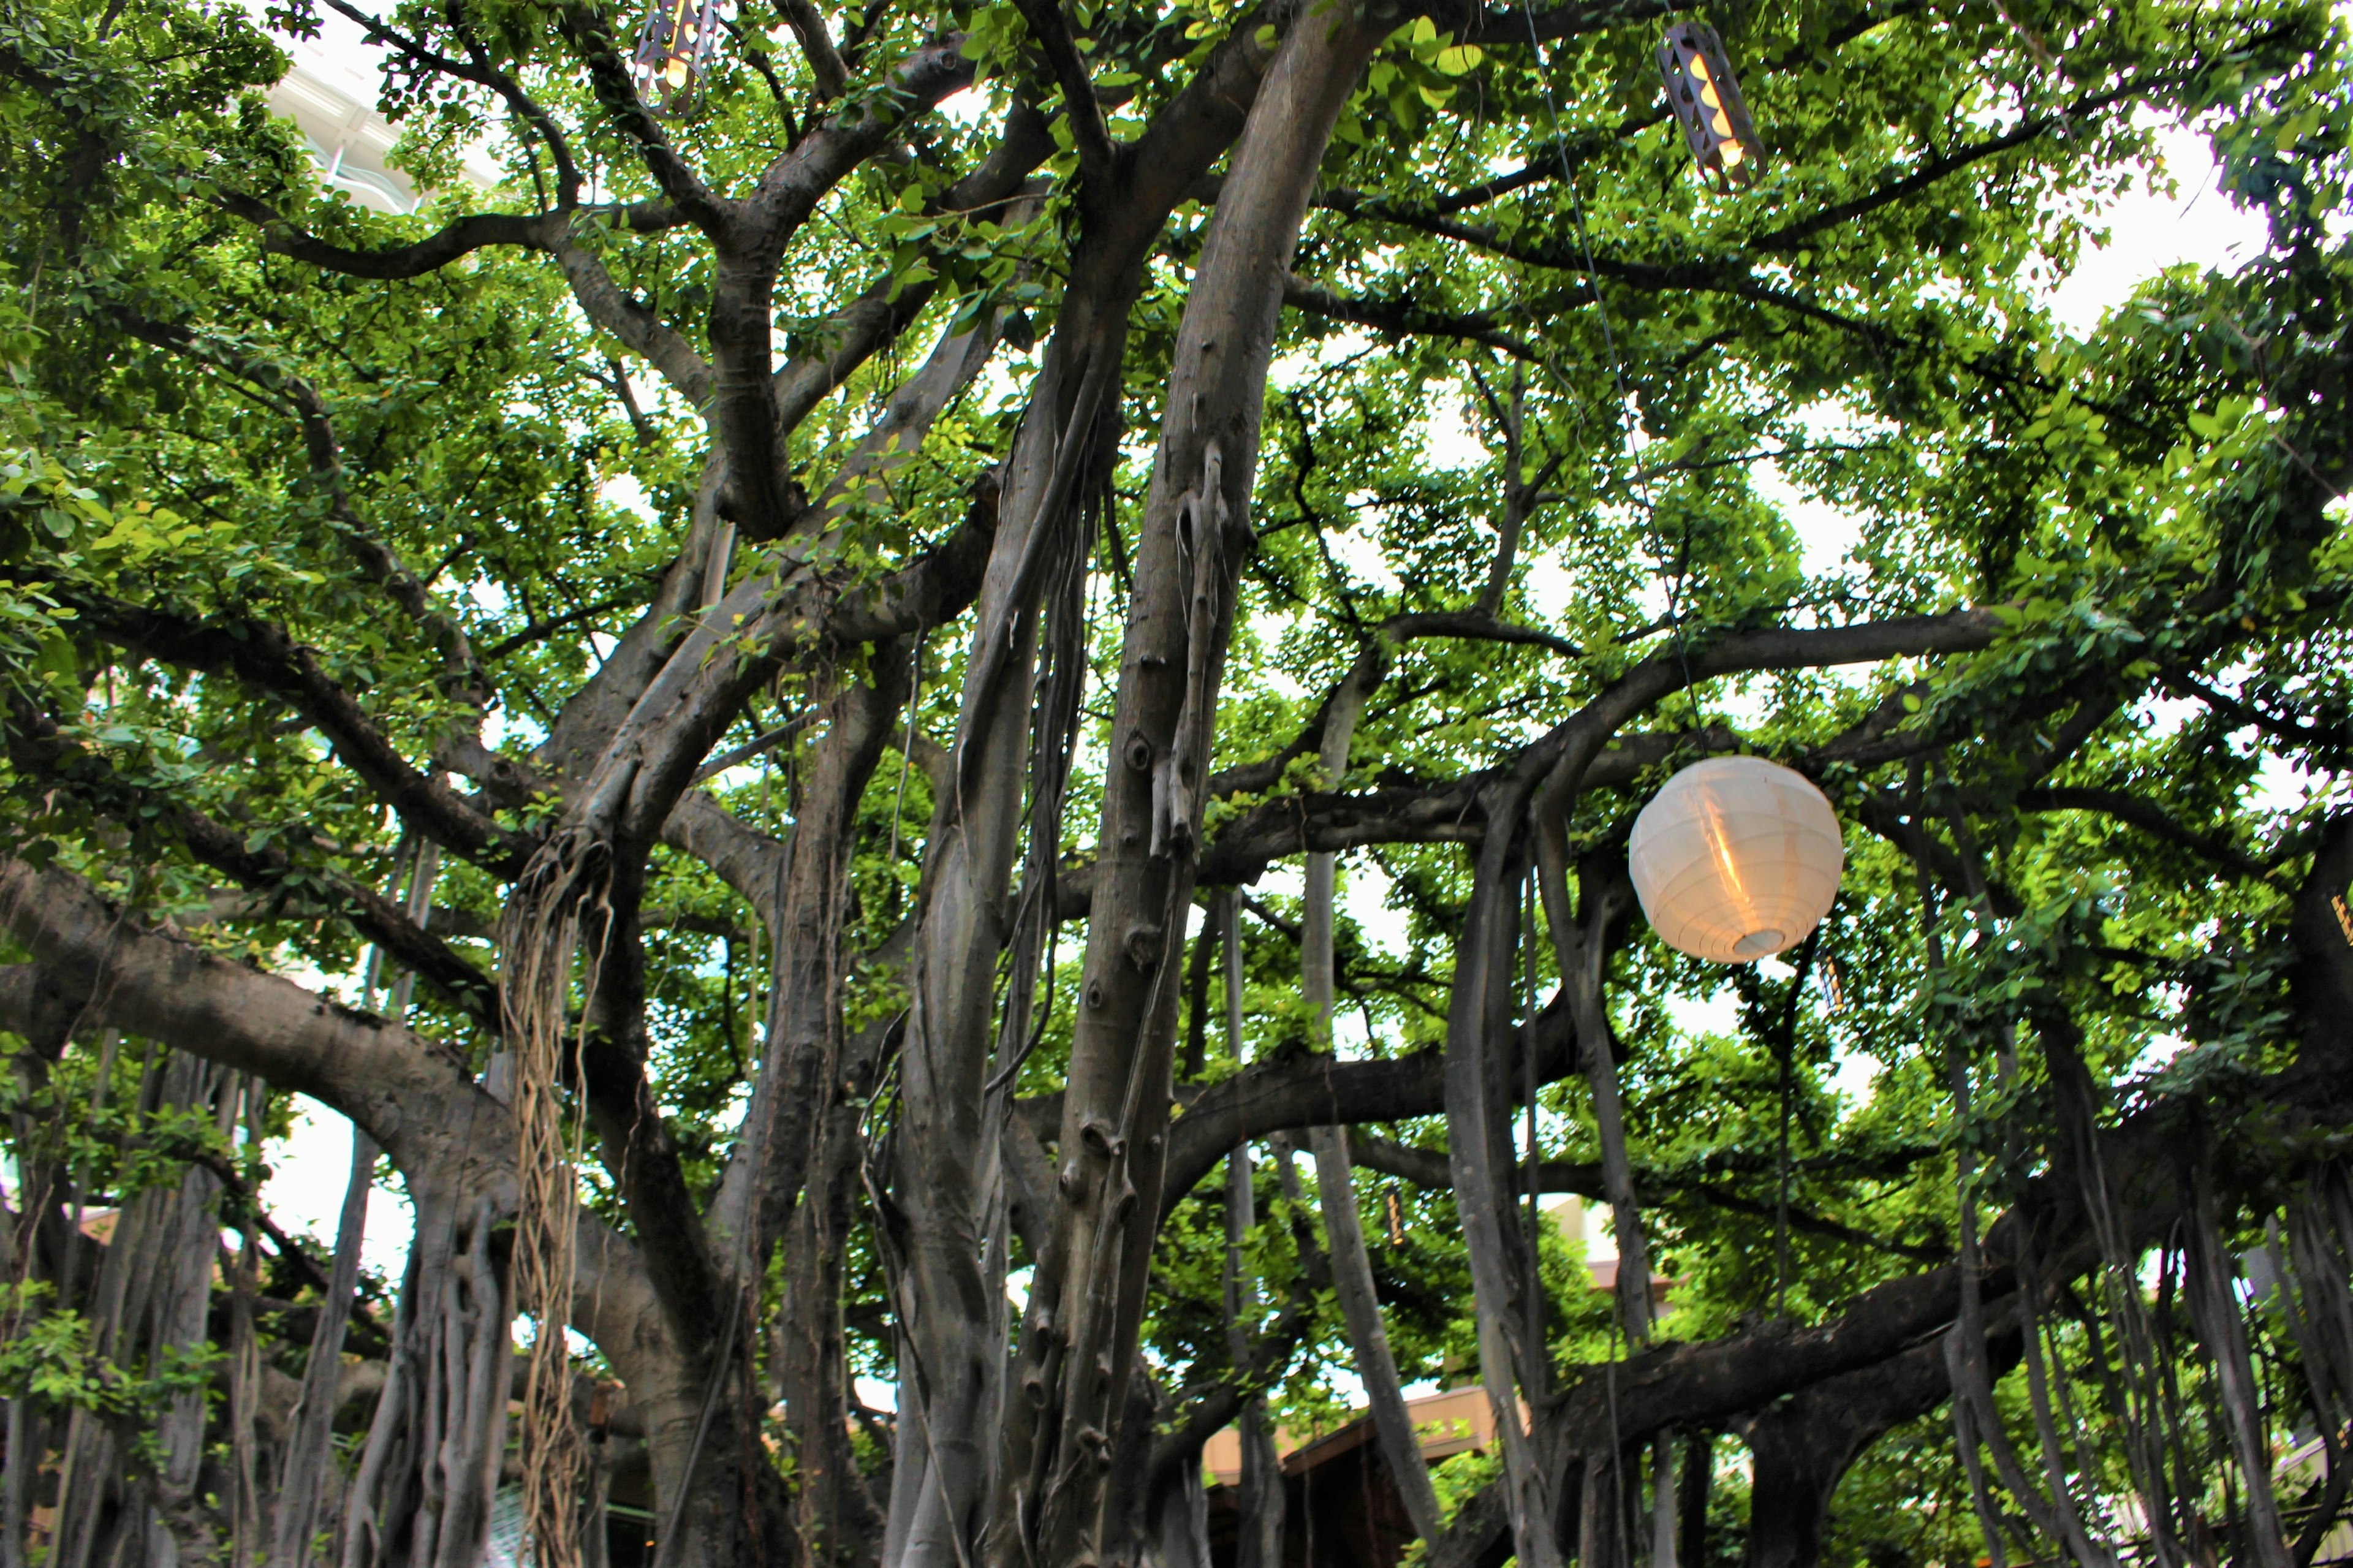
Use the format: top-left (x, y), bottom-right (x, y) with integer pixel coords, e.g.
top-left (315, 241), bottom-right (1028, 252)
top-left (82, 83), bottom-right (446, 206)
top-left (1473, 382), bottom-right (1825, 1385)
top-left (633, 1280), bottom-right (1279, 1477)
top-left (1629, 757), bottom-right (1843, 964)
top-left (1657, 21), bottom-right (1764, 191)
top-left (632, 0), bottom-right (726, 105)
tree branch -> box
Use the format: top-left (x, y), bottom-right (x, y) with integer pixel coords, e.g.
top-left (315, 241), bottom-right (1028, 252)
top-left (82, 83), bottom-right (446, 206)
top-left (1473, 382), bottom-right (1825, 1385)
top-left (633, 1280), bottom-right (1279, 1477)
top-left (1, 698), bottom-right (499, 1029)
top-left (2017, 785), bottom-right (2278, 884)
top-left (1009, 0), bottom-right (1115, 185)
top-left (31, 584), bottom-right (533, 877)
top-left (113, 312), bottom-right (493, 700)
top-left (0, 855), bottom-right (482, 1153)
top-left (1284, 274), bottom-right (1545, 363)
top-left (562, 4), bottom-right (737, 238)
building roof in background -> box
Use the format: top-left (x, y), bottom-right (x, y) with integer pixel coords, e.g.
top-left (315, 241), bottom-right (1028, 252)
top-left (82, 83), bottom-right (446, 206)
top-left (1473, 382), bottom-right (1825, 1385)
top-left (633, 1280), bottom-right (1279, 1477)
top-left (265, 32), bottom-right (502, 213)
top-left (1203, 1386), bottom-right (1510, 1488)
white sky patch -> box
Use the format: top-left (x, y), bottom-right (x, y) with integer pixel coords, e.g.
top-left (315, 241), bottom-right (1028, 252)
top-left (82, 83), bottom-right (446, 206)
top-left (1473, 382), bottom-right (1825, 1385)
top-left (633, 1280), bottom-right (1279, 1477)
top-left (1746, 397), bottom-right (1902, 581)
top-left (265, 1094), bottom-right (417, 1281)
top-left (1520, 543), bottom-right (1578, 627)
top-left (1829, 1042), bottom-right (1880, 1111)
top-left (1752, 458), bottom-right (1861, 581)
top-left (1339, 859), bottom-right (1411, 970)
top-left (1662, 987), bottom-right (1738, 1039)
top-left (934, 81), bottom-right (991, 128)
top-left (1419, 390), bottom-right (1483, 472)
top-left (1270, 325), bottom-right (1377, 391)
top-left (601, 471), bottom-right (657, 521)
top-left (2126, 1023), bottom-right (2194, 1084)
top-left (1324, 514), bottom-right (1404, 596)
top-left (2044, 119), bottom-right (2270, 339)
top-left (1255, 863), bottom-right (1305, 904)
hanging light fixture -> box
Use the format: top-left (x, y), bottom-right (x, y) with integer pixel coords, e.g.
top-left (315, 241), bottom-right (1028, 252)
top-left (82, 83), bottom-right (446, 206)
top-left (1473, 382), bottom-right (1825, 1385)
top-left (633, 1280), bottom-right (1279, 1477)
top-left (632, 0), bottom-right (727, 107)
top-left (1656, 21), bottom-right (1764, 191)
top-left (1628, 757), bottom-right (1842, 964)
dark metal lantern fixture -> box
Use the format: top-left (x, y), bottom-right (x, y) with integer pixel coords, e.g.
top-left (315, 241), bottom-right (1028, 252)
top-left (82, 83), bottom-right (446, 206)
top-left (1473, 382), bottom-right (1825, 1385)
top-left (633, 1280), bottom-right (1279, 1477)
top-left (1658, 21), bottom-right (1764, 189)
top-left (632, 0), bottom-right (726, 106)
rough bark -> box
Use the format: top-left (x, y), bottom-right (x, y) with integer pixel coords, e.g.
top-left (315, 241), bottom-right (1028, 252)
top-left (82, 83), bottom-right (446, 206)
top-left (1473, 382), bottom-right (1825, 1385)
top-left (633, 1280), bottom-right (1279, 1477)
top-left (996, 9), bottom-right (1383, 1566)
top-left (1443, 796), bottom-right (1561, 1568)
top-left (1736, 1339), bottom-right (1968, 1568)
top-left (882, 14), bottom-right (1312, 1552)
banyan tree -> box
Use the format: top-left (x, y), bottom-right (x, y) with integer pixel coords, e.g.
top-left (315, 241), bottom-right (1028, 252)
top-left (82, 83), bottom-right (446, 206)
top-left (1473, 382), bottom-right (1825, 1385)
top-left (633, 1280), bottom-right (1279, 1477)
top-left (2, 0), bottom-right (2352, 1563)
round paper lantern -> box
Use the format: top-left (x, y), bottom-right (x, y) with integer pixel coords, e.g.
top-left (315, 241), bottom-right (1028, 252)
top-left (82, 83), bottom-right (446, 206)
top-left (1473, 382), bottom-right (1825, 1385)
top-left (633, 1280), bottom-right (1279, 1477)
top-left (1629, 757), bottom-right (1843, 964)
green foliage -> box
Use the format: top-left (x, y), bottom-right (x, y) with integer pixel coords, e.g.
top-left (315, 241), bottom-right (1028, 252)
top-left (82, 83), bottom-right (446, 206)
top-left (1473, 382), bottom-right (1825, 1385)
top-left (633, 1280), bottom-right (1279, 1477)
top-left (2, 0), bottom-right (2351, 1551)
top-left (0, 1283), bottom-right (222, 1464)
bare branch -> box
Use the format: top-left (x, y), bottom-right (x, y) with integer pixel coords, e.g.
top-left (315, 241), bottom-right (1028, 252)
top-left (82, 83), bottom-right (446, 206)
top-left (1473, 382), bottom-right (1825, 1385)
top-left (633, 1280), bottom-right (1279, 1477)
top-left (1352, 1135), bottom-right (1949, 1262)
top-left (776, 0), bottom-right (852, 96)
top-left (1284, 273), bottom-right (1546, 363)
top-left (214, 195), bottom-right (550, 279)
top-left (1009, 0), bottom-right (1115, 184)
top-left (114, 314), bottom-right (493, 699)
top-left (30, 584), bottom-right (534, 877)
top-left (740, 38), bottom-right (977, 245)
top-left (2017, 785), bottom-right (2278, 884)
top-left (547, 221), bottom-right (718, 406)
top-left (0, 854), bottom-right (483, 1145)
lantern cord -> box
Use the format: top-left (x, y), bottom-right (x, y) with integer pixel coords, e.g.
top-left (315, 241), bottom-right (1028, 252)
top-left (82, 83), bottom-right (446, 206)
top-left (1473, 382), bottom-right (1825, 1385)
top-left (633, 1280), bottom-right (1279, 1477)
top-left (1520, 871), bottom-right (1544, 1398)
top-left (1514, 0), bottom-right (1708, 737)
top-left (1773, 1009), bottom-right (1793, 1318)
top-left (885, 631), bottom-right (925, 884)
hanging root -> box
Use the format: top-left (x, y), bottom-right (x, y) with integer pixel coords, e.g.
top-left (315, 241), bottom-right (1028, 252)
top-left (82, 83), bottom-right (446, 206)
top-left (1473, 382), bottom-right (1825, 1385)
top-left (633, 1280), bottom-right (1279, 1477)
top-left (502, 830), bottom-right (617, 1568)
top-left (2279, 1162), bottom-right (2353, 1559)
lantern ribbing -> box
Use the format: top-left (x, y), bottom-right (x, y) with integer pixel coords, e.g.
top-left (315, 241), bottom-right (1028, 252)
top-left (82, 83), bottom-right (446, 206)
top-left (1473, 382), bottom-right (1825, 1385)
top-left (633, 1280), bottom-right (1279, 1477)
top-left (1627, 757), bottom-right (1844, 964)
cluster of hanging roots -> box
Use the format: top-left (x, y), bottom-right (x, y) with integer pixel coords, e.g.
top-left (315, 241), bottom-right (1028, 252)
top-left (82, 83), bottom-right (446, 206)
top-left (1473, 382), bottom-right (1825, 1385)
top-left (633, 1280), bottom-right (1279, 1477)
top-left (500, 829), bottom-right (617, 1568)
top-left (1943, 1077), bottom-right (2353, 1568)
top-left (6, 858), bottom-right (2353, 1568)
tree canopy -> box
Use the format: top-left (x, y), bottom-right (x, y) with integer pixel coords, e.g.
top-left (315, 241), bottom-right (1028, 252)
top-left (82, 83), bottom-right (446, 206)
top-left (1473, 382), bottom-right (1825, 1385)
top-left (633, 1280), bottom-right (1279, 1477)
top-left (2, 0), bottom-right (2352, 1565)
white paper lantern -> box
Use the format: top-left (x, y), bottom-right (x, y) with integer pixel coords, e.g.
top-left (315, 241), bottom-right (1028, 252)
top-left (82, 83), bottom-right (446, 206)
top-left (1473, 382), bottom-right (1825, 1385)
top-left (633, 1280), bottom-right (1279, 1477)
top-left (1628, 756), bottom-right (1843, 964)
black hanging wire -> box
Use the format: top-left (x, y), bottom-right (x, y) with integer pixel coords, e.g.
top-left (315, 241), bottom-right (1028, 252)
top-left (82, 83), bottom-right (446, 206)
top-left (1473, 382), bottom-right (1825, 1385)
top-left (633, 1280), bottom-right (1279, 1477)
top-left (1498, 25), bottom-right (1785, 1561)
top-left (1521, 872), bottom-right (1546, 1398)
top-left (1766, 928), bottom-right (1821, 1320)
top-left (1512, 0), bottom-right (1710, 737)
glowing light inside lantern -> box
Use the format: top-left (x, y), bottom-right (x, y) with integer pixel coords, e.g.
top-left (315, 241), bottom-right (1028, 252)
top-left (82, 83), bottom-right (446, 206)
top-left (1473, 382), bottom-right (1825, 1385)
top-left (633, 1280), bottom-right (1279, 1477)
top-left (1657, 22), bottom-right (1764, 191)
top-left (634, 0), bottom-right (726, 107)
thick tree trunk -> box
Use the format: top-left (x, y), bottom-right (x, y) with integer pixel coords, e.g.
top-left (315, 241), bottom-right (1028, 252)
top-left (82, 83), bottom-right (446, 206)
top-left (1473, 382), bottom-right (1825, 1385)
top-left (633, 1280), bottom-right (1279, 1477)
top-left (889, 262), bottom-right (1126, 1568)
top-left (996, 9), bottom-right (1382, 1566)
top-left (655, 657), bottom-right (909, 1568)
top-left (1442, 801), bottom-right (1563, 1568)
top-left (1737, 1341), bottom-right (1957, 1568)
